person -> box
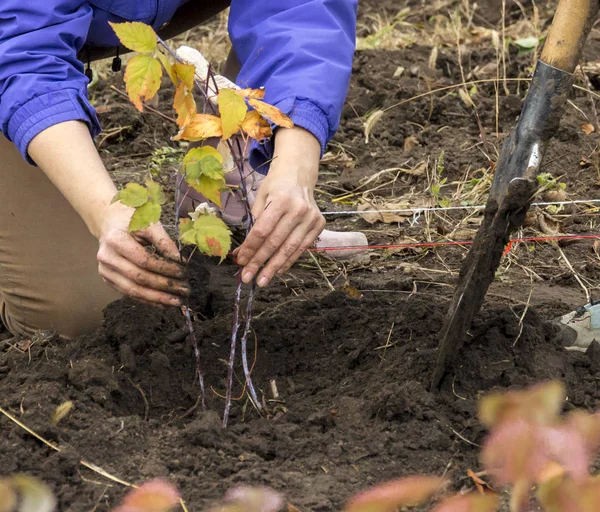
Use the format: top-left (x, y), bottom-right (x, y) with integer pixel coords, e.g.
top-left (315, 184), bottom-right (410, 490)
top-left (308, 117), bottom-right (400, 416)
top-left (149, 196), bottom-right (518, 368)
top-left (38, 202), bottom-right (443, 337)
top-left (0, 1), bottom-right (367, 339)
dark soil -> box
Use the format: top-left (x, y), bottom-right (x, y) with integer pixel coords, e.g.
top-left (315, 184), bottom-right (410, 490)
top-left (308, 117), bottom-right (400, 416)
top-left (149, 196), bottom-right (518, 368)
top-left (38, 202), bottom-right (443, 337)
top-left (4, 1), bottom-right (600, 511)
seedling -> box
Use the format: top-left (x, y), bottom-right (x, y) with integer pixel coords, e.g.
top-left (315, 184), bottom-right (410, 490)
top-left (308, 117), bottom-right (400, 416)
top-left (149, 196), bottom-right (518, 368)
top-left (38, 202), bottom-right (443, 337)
top-left (109, 21), bottom-right (293, 426)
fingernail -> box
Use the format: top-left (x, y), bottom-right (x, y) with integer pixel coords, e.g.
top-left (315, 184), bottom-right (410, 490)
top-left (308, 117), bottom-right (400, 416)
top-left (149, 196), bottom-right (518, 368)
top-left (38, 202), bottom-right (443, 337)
top-left (258, 275), bottom-right (269, 287)
top-left (242, 271), bottom-right (253, 283)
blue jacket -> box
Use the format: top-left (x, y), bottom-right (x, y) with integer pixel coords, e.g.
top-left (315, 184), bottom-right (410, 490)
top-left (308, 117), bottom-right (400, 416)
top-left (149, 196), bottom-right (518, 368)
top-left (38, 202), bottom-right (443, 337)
top-left (0, 0), bottom-right (357, 169)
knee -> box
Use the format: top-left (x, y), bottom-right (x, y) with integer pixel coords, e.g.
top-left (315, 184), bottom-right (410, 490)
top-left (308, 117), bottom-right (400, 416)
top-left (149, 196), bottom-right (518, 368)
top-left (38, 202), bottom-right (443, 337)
top-left (1, 287), bottom-right (120, 340)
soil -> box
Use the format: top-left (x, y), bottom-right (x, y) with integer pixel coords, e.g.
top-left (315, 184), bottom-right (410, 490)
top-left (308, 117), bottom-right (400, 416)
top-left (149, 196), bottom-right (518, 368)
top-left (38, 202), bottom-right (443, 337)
top-left (4, 1), bottom-right (600, 511)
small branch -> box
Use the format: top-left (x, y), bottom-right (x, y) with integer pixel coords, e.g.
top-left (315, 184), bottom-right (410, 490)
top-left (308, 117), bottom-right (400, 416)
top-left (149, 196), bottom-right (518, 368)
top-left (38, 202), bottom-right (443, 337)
top-left (223, 272), bottom-right (244, 428)
top-left (239, 282), bottom-right (261, 409)
top-left (109, 86), bottom-right (177, 124)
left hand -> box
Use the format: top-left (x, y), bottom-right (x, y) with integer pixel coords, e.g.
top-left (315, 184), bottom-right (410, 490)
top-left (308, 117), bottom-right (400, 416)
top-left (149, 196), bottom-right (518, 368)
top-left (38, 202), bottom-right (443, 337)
top-left (234, 127), bottom-right (326, 287)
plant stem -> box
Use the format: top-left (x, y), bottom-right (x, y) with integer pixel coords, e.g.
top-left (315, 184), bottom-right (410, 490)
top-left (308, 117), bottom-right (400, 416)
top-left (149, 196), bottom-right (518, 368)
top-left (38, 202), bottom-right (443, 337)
top-left (160, 35), bottom-right (261, 424)
top-left (239, 281), bottom-right (261, 408)
top-left (223, 271), bottom-right (243, 428)
top-left (176, 166), bottom-right (206, 410)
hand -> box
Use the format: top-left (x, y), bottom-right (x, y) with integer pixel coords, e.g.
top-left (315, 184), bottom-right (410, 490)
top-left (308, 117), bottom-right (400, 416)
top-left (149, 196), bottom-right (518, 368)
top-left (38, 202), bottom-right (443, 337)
top-left (97, 202), bottom-right (191, 307)
top-left (234, 127), bottom-right (326, 287)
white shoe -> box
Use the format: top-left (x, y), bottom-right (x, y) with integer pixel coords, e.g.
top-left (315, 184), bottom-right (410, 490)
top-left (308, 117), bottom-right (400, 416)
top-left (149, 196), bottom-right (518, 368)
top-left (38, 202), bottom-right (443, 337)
top-left (554, 302), bottom-right (600, 352)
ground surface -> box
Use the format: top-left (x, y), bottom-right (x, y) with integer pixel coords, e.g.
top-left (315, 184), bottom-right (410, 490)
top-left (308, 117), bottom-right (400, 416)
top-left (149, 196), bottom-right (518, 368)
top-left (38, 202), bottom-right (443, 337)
top-left (3, 1), bottom-right (600, 510)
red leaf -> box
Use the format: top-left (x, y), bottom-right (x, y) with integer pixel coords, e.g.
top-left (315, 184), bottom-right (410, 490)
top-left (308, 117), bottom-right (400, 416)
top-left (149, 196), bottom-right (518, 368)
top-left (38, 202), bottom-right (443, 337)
top-left (114, 479), bottom-right (180, 512)
top-left (431, 493), bottom-right (499, 512)
top-left (344, 476), bottom-right (447, 512)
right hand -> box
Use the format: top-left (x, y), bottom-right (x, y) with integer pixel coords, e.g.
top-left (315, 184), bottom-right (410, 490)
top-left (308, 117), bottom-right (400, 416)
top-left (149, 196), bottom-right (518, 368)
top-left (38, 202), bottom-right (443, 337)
top-left (96, 202), bottom-right (191, 307)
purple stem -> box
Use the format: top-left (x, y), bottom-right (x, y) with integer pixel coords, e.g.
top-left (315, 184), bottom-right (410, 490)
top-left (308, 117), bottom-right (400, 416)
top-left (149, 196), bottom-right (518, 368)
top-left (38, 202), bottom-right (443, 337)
top-left (159, 36), bottom-right (261, 423)
top-left (239, 281), bottom-right (261, 407)
top-left (175, 144), bottom-right (206, 410)
top-left (223, 271), bottom-right (244, 428)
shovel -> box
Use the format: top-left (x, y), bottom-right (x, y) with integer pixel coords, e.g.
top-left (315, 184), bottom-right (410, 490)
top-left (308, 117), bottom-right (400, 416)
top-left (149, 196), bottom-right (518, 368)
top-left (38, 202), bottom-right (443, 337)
top-left (431, 0), bottom-right (600, 390)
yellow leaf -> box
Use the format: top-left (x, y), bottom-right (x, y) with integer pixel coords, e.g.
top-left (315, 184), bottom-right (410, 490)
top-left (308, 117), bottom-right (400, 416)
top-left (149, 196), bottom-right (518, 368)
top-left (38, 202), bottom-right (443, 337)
top-left (248, 98), bottom-right (293, 128)
top-left (173, 114), bottom-right (222, 141)
top-left (218, 89), bottom-right (248, 140)
top-left (174, 83), bottom-right (197, 128)
top-left (237, 88), bottom-right (266, 99)
top-left (109, 22), bottom-right (157, 53)
top-left (187, 176), bottom-right (225, 207)
top-left (124, 54), bottom-right (162, 112)
top-left (51, 401), bottom-right (74, 425)
top-left (157, 52), bottom-right (177, 85)
top-left (173, 62), bottom-right (196, 89)
top-left (241, 111), bottom-right (272, 140)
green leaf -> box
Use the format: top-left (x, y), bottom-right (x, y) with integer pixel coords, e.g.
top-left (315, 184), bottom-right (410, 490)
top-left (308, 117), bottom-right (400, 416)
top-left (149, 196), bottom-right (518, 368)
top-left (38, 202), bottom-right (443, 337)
top-left (179, 218), bottom-right (196, 246)
top-left (200, 156), bottom-right (224, 179)
top-left (145, 179), bottom-right (166, 205)
top-left (187, 176), bottom-right (226, 207)
top-left (129, 202), bottom-right (162, 232)
top-left (183, 146), bottom-right (223, 169)
top-left (109, 21), bottom-right (157, 53)
top-left (193, 215), bottom-right (232, 263)
top-left (514, 36), bottom-right (539, 49)
top-left (116, 183), bottom-right (149, 208)
top-left (11, 475), bottom-right (56, 512)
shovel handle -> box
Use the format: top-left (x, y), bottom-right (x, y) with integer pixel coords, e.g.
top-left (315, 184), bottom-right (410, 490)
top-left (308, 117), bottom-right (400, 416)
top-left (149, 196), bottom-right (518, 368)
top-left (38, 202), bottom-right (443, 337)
top-left (541, 0), bottom-right (599, 72)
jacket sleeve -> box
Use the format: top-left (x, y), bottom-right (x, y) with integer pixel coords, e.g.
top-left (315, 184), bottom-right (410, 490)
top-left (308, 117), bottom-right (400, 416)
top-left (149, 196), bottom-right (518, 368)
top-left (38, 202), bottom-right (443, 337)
top-left (0, 1), bottom-right (99, 163)
top-left (228, 0), bottom-right (358, 172)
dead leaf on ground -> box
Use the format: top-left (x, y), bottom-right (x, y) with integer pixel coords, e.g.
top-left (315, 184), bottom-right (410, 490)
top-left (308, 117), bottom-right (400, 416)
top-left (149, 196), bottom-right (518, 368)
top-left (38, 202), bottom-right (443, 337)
top-left (404, 136), bottom-right (420, 152)
top-left (358, 198), bottom-right (431, 224)
top-left (364, 110), bottom-right (384, 144)
top-left (51, 401), bottom-right (74, 425)
top-left (342, 283), bottom-right (363, 300)
top-left (538, 212), bottom-right (563, 235)
top-left (582, 123), bottom-right (596, 135)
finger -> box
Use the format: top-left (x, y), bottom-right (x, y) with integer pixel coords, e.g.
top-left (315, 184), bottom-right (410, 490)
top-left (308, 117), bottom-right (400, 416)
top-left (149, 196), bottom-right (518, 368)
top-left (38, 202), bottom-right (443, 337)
top-left (239, 213), bottom-right (301, 284)
top-left (109, 233), bottom-right (185, 278)
top-left (256, 220), bottom-right (317, 287)
top-left (99, 265), bottom-right (183, 307)
top-left (144, 224), bottom-right (183, 263)
top-left (277, 217), bottom-right (326, 276)
top-left (99, 252), bottom-right (190, 297)
top-left (235, 200), bottom-right (286, 267)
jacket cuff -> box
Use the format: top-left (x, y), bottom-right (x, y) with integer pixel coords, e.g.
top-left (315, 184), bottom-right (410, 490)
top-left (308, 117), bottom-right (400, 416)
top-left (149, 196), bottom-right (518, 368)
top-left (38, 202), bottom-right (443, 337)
top-left (8, 88), bottom-right (101, 164)
top-left (249, 98), bottom-right (330, 174)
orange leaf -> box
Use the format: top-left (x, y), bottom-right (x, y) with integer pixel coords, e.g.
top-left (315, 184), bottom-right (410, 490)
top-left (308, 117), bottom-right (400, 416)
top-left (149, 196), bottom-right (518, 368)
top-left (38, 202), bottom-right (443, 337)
top-left (174, 83), bottom-right (197, 128)
top-left (344, 476), bottom-right (447, 512)
top-left (431, 493), bottom-right (499, 512)
top-left (173, 113), bottom-right (222, 141)
top-left (218, 89), bottom-right (248, 140)
top-left (241, 110), bottom-right (272, 140)
top-left (173, 62), bottom-right (196, 89)
top-left (114, 479), bottom-right (180, 512)
top-left (124, 54), bottom-right (162, 112)
top-left (237, 88), bottom-right (266, 99)
top-left (248, 98), bottom-right (293, 128)
top-left (582, 123), bottom-right (596, 135)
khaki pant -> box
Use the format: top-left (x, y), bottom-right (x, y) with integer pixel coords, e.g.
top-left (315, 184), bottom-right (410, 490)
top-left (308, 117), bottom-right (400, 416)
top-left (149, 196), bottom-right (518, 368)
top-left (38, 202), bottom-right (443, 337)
top-left (0, 1), bottom-right (231, 338)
